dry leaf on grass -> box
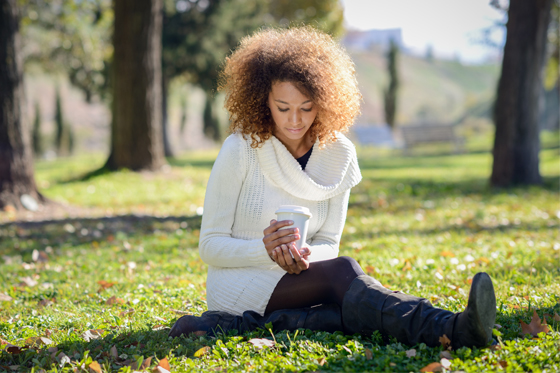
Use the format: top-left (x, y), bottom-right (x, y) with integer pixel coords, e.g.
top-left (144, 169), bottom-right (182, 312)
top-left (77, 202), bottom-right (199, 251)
top-left (119, 309), bottom-right (135, 317)
top-left (439, 350), bottom-right (452, 359)
top-left (110, 345), bottom-right (118, 359)
top-left (170, 309), bottom-right (190, 315)
top-left (82, 329), bottom-right (104, 342)
top-left (406, 349), bottom-right (416, 357)
top-left (364, 348), bottom-right (372, 360)
top-left (544, 312), bottom-right (560, 322)
top-left (317, 357), bottom-right (326, 366)
top-left (88, 361), bottom-right (102, 373)
top-left (6, 345), bottom-right (26, 355)
top-left (0, 293), bottom-right (12, 302)
top-left (439, 334), bottom-right (451, 350)
top-left (25, 337), bottom-right (53, 347)
top-left (140, 357), bottom-right (152, 370)
top-left (420, 362), bottom-right (443, 372)
top-left (154, 357), bottom-right (171, 372)
top-left (19, 276), bottom-right (38, 287)
top-left (520, 310), bottom-right (550, 337)
top-left (248, 338), bottom-right (275, 349)
top-left (106, 296), bottom-right (124, 305)
top-left (97, 280), bottom-right (116, 293)
top-left (194, 346), bottom-right (211, 358)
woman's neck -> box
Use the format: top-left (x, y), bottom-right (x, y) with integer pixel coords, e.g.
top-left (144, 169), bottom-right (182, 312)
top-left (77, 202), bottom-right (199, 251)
top-left (274, 132), bottom-right (314, 158)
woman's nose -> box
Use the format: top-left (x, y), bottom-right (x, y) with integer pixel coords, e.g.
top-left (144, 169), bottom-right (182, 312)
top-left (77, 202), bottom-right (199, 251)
top-left (289, 110), bottom-right (300, 124)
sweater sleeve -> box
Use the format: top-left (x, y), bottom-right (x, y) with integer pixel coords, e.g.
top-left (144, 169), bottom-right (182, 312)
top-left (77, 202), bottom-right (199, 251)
top-left (199, 135), bottom-right (273, 268)
top-left (305, 189), bottom-right (350, 262)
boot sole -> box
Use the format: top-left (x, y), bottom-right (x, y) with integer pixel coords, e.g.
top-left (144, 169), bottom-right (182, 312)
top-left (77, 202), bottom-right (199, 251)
top-left (468, 272), bottom-right (497, 345)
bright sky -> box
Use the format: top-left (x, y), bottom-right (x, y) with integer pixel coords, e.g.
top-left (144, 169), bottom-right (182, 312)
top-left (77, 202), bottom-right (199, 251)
top-left (341, 0), bottom-right (507, 64)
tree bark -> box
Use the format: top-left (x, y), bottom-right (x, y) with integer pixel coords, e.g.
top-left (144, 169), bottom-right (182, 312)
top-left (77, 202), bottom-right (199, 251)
top-left (105, 0), bottom-right (165, 171)
top-left (162, 75), bottom-right (173, 157)
top-left (491, 0), bottom-right (552, 187)
top-left (0, 0), bottom-right (42, 210)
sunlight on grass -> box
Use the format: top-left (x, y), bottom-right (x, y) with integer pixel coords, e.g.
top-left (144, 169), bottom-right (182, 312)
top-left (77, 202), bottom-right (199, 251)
top-left (0, 132), bottom-right (559, 372)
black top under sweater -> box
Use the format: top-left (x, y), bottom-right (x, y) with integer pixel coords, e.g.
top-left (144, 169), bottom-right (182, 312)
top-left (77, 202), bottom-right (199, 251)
top-left (296, 146), bottom-right (313, 170)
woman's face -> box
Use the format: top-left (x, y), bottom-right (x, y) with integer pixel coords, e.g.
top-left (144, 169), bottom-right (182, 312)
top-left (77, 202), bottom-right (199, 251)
top-left (268, 81), bottom-right (318, 144)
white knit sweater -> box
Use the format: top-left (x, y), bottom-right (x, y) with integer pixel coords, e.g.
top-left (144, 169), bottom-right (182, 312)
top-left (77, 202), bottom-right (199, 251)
top-left (199, 132), bottom-right (362, 316)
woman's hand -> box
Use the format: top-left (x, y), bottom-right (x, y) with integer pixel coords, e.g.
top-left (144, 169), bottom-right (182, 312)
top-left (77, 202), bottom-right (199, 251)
top-left (271, 242), bottom-right (310, 274)
top-left (263, 219), bottom-right (310, 274)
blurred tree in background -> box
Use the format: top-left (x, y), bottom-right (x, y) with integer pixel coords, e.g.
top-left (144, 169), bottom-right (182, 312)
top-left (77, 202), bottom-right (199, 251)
top-left (106, 0), bottom-right (166, 171)
top-left (31, 101), bottom-right (42, 157)
top-left (491, 0), bottom-right (553, 187)
top-left (383, 39), bottom-right (399, 130)
top-left (0, 0), bottom-right (43, 210)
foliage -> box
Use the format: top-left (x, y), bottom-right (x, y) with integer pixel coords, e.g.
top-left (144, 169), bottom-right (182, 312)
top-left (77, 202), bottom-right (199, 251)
top-left (0, 131), bottom-right (558, 371)
top-left (20, 0), bottom-right (113, 102)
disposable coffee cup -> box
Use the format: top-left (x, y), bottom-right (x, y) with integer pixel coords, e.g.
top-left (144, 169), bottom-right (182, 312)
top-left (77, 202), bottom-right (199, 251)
top-left (275, 205), bottom-right (312, 257)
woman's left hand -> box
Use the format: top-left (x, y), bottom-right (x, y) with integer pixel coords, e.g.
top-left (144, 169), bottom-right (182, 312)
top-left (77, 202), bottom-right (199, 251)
top-left (271, 242), bottom-right (310, 274)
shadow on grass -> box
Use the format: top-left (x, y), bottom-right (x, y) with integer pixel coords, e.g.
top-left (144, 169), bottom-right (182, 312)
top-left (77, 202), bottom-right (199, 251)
top-left (0, 214), bottom-right (202, 258)
top-left (1, 306), bottom-right (558, 372)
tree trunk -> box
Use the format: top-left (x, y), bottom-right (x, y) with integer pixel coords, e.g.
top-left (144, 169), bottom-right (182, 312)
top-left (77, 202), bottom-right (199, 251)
top-left (0, 0), bottom-right (43, 210)
top-left (203, 91), bottom-right (221, 142)
top-left (162, 75), bottom-right (173, 157)
top-left (491, 0), bottom-right (552, 187)
top-left (105, 0), bottom-right (165, 171)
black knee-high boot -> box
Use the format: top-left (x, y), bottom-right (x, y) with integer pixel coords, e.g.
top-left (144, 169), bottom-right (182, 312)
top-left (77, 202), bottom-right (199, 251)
top-left (341, 272), bottom-right (496, 349)
top-left (169, 303), bottom-right (343, 338)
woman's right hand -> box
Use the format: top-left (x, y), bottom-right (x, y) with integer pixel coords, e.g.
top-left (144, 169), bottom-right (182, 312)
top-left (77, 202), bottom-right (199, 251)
top-left (263, 219), bottom-right (309, 274)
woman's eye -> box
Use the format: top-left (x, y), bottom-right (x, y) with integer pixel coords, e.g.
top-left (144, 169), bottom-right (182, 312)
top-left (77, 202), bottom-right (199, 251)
top-left (301, 108), bottom-right (312, 112)
top-left (278, 107), bottom-right (289, 112)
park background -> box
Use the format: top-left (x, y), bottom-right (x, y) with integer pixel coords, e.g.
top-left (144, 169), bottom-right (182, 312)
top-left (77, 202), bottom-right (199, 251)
top-left (0, 0), bottom-right (559, 372)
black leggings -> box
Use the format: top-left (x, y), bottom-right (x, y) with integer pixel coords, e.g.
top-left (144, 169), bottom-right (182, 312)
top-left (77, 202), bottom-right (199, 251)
top-left (265, 256), bottom-right (365, 314)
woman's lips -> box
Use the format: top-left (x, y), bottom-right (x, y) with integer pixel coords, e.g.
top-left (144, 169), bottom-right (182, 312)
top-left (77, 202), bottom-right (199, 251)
top-left (287, 127), bottom-right (304, 133)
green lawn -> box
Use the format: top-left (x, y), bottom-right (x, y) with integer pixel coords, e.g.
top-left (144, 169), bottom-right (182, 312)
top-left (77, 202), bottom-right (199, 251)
top-left (1, 132), bottom-right (559, 372)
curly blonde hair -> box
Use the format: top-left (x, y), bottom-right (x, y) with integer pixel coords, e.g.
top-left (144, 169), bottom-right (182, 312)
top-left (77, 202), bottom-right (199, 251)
top-left (219, 26), bottom-right (361, 148)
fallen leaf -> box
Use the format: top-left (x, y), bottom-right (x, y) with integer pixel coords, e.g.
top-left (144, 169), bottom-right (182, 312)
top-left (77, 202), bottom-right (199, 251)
top-left (88, 361), bottom-right (102, 373)
top-left (6, 346), bottom-right (26, 355)
top-left (194, 346), bottom-right (210, 358)
top-left (119, 309), bottom-right (135, 317)
top-left (520, 310), bottom-right (550, 337)
top-left (364, 348), bottom-right (372, 360)
top-left (406, 349), bottom-right (416, 357)
top-left (32, 250), bottom-right (49, 263)
top-left (110, 345), bottom-right (118, 359)
top-left (544, 312), bottom-right (560, 322)
top-left (155, 357), bottom-right (171, 372)
top-left (317, 357), bottom-right (326, 366)
top-left (499, 360), bottom-right (508, 368)
top-left (106, 296), bottom-right (124, 305)
top-left (19, 276), bottom-right (38, 287)
top-left (8, 366), bottom-right (19, 371)
top-left (248, 338), bottom-right (275, 349)
top-left (0, 338), bottom-right (9, 345)
top-left (0, 293), bottom-right (12, 301)
top-left (440, 350), bottom-right (452, 359)
top-left (24, 337), bottom-right (52, 347)
top-left (342, 345), bottom-right (352, 354)
top-left (170, 309), bottom-right (189, 315)
top-left (439, 334), bottom-right (451, 350)
top-left (440, 358), bottom-right (451, 369)
top-left (141, 357), bottom-right (152, 369)
top-left (420, 362), bottom-right (443, 372)
top-left (82, 329), bottom-right (104, 342)
top-left (152, 324), bottom-right (167, 331)
top-left (97, 280), bottom-right (116, 293)
top-left (489, 344), bottom-right (502, 351)
top-left (402, 261), bottom-right (412, 272)
top-left (38, 298), bottom-right (55, 307)
top-left (440, 251), bottom-right (455, 257)
top-left (389, 362), bottom-right (396, 367)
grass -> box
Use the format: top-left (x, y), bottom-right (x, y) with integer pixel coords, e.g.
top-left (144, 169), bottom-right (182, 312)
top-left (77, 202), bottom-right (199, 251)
top-left (0, 131), bottom-right (559, 372)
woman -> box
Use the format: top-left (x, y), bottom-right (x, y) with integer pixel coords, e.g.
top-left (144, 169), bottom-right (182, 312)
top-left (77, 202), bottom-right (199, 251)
top-left (169, 27), bottom-right (496, 350)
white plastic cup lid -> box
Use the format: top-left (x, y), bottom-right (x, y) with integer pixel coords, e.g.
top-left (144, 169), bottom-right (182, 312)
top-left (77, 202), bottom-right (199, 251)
top-left (275, 205), bottom-right (312, 218)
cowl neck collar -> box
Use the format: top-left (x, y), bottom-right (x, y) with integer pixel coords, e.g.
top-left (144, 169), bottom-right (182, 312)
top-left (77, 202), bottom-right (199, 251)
top-left (255, 134), bottom-right (362, 201)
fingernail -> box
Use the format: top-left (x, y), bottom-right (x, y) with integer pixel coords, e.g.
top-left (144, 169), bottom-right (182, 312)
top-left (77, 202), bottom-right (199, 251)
top-left (289, 220), bottom-right (294, 224)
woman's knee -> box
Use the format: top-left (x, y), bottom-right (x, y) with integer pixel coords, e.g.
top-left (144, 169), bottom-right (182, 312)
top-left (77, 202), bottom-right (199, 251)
top-left (329, 256), bottom-right (365, 277)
